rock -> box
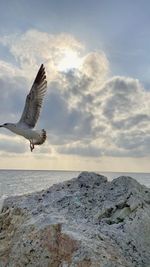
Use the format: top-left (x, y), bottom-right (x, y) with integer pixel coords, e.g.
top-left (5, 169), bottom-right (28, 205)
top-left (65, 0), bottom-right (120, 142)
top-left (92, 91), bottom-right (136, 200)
top-left (0, 171), bottom-right (150, 266)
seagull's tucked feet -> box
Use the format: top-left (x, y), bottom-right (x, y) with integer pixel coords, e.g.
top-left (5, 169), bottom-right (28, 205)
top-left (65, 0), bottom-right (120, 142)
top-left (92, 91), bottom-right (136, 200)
top-left (30, 141), bottom-right (34, 152)
top-left (29, 130), bottom-right (46, 152)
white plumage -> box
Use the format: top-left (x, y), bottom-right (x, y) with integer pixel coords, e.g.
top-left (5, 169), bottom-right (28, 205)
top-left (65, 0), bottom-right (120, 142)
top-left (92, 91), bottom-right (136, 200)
top-left (0, 64), bottom-right (47, 152)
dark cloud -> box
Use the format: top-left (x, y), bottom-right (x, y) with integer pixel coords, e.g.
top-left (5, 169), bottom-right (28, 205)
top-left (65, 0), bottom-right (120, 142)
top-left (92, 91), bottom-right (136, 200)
top-left (40, 85), bottom-right (95, 144)
top-left (112, 114), bottom-right (150, 130)
top-left (55, 75), bottom-right (150, 158)
top-left (58, 143), bottom-right (103, 157)
top-left (0, 75), bottom-right (27, 123)
top-left (0, 138), bottom-right (26, 154)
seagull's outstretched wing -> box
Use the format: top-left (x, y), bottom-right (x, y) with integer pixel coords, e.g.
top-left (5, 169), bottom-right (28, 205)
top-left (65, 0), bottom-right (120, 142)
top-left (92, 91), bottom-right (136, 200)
top-left (18, 64), bottom-right (47, 128)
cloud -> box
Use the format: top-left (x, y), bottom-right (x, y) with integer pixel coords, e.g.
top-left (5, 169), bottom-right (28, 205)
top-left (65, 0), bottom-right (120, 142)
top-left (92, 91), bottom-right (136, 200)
top-left (54, 75), bottom-right (150, 158)
top-left (0, 29), bottom-right (150, 158)
top-left (0, 64), bottom-right (27, 124)
top-left (0, 134), bottom-right (26, 154)
top-left (81, 52), bottom-right (109, 86)
top-left (0, 30), bottom-right (84, 81)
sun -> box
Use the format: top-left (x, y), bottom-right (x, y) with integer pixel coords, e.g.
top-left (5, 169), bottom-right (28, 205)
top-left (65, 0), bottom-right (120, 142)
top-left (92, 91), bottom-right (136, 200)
top-left (57, 50), bottom-right (83, 72)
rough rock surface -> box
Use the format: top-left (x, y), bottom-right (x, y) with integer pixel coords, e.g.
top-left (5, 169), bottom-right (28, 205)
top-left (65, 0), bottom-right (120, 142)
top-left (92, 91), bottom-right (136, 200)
top-left (0, 171), bottom-right (150, 267)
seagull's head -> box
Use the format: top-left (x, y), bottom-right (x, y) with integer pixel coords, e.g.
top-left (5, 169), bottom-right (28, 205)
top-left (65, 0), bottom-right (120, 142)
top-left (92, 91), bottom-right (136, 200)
top-left (0, 123), bottom-right (15, 129)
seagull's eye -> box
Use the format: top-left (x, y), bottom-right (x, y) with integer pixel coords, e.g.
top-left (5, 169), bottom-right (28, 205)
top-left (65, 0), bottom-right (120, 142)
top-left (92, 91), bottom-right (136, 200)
top-left (4, 123), bottom-right (8, 126)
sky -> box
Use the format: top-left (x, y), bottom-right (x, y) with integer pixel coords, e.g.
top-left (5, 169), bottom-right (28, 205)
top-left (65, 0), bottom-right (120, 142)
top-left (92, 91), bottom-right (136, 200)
top-left (0, 0), bottom-right (150, 172)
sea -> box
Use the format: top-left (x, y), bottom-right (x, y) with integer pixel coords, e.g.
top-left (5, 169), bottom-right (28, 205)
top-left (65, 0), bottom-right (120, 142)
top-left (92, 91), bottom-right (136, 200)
top-left (0, 170), bottom-right (150, 201)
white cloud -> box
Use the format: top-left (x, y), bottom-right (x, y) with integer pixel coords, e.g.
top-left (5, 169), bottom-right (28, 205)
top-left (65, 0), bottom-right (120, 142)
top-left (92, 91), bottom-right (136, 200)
top-left (81, 51), bottom-right (109, 87)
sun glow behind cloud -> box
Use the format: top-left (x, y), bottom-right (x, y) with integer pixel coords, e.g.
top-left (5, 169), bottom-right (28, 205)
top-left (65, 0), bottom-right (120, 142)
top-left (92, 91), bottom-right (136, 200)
top-left (57, 50), bottom-right (83, 72)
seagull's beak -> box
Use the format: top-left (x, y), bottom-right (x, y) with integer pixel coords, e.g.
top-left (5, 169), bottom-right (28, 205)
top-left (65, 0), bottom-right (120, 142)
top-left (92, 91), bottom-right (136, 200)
top-left (0, 125), bottom-right (3, 127)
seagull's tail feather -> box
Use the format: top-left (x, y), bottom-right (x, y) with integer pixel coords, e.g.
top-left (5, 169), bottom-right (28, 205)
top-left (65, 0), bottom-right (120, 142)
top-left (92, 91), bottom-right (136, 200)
top-left (33, 129), bottom-right (47, 145)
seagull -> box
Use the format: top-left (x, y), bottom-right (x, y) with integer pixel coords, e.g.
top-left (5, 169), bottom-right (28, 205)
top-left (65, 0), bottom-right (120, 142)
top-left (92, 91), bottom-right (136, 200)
top-left (0, 64), bottom-right (47, 152)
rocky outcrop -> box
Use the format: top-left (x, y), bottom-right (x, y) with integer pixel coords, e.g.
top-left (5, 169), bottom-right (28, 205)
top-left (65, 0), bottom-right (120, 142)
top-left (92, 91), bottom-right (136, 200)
top-left (0, 171), bottom-right (150, 267)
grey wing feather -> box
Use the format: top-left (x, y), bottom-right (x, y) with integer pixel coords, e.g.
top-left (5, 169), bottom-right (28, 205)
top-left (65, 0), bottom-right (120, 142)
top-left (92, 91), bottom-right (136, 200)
top-left (18, 64), bottom-right (47, 128)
